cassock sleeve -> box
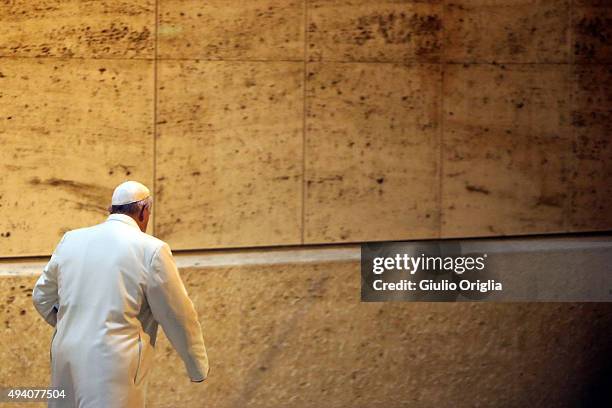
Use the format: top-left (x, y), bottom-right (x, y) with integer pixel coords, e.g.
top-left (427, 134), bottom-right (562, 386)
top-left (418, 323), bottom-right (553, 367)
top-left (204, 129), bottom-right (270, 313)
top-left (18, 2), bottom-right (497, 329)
top-left (146, 243), bottom-right (209, 382)
top-left (32, 232), bottom-right (68, 327)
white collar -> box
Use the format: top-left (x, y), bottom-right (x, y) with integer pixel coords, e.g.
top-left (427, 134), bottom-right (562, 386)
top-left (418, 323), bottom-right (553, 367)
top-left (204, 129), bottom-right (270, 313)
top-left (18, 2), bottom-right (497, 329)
top-left (106, 213), bottom-right (140, 230)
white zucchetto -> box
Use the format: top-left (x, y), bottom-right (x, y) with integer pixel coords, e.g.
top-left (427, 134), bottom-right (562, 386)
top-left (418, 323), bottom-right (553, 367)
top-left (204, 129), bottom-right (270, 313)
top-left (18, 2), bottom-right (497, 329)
top-left (111, 181), bottom-right (151, 206)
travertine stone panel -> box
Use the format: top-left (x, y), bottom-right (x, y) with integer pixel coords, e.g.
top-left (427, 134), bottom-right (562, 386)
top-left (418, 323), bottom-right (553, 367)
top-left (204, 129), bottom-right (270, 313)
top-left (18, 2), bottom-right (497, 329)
top-left (346, 302), bottom-right (611, 407)
top-left (0, 275), bottom-right (49, 395)
top-left (308, 0), bottom-right (443, 62)
top-left (142, 262), bottom-right (612, 407)
top-left (445, 0), bottom-right (570, 63)
top-left (0, 1), bottom-right (154, 59)
top-left (0, 58), bottom-right (154, 256)
top-left (305, 62), bottom-right (440, 243)
top-left (158, 0), bottom-right (304, 60)
top-left (146, 267), bottom-right (242, 408)
top-left (569, 65), bottom-right (612, 230)
top-left (572, 5), bottom-right (612, 63)
top-left (2, 261), bottom-right (612, 407)
top-left (235, 262), bottom-right (360, 407)
top-left (442, 64), bottom-right (571, 237)
top-left (156, 61), bottom-right (303, 249)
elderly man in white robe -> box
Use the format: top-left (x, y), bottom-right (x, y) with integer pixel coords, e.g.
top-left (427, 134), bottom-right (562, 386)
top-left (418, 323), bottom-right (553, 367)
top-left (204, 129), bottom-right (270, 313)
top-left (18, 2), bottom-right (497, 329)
top-left (32, 180), bottom-right (209, 408)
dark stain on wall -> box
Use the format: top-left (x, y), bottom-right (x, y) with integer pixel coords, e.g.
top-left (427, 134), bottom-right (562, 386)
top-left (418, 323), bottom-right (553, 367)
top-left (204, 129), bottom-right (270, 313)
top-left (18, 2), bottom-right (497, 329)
top-left (574, 15), bottom-right (611, 61)
top-left (465, 184), bottom-right (490, 195)
top-left (28, 177), bottom-right (110, 213)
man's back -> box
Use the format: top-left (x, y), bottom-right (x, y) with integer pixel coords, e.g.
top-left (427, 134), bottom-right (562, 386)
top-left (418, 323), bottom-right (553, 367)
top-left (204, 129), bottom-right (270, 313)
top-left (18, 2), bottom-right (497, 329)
top-left (55, 215), bottom-right (161, 345)
top-left (33, 213), bottom-right (209, 408)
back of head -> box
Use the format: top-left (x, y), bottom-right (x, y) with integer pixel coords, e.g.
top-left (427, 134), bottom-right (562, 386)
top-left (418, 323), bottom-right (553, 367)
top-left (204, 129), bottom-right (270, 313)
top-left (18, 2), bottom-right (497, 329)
top-left (111, 181), bottom-right (151, 208)
top-left (109, 180), bottom-right (153, 231)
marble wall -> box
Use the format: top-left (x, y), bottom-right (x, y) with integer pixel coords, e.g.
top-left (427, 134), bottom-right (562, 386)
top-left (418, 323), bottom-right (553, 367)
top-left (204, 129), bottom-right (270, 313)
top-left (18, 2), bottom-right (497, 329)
top-left (1, 259), bottom-right (611, 407)
top-left (1, 0), bottom-right (611, 256)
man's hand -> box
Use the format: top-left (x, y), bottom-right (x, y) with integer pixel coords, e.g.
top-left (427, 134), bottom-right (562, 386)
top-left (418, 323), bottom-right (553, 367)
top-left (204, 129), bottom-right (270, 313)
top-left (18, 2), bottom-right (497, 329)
top-left (191, 366), bottom-right (210, 383)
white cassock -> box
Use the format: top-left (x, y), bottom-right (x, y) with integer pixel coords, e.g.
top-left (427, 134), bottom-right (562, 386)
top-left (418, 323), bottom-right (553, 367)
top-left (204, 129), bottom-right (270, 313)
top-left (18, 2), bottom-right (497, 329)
top-left (32, 213), bottom-right (209, 408)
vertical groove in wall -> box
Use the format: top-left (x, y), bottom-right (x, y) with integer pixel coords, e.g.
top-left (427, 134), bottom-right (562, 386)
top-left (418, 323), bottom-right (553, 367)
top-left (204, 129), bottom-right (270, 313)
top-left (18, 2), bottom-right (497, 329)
top-left (565, 0), bottom-right (575, 233)
top-left (301, 0), bottom-right (308, 245)
top-left (438, 2), bottom-right (446, 239)
top-left (152, 0), bottom-right (159, 237)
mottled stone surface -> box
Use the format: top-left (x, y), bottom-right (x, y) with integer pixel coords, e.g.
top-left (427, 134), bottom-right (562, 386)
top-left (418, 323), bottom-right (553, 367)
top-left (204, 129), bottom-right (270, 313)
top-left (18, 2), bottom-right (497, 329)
top-left (0, 58), bottom-right (154, 256)
top-left (155, 60), bottom-right (303, 249)
top-left (445, 0), bottom-right (570, 63)
top-left (569, 65), bottom-right (612, 230)
top-left (0, 0), bottom-right (611, 252)
top-left (305, 62), bottom-right (440, 243)
top-left (572, 4), bottom-right (612, 63)
top-left (2, 261), bottom-right (611, 407)
top-left (158, 0), bottom-right (304, 60)
top-left (0, 275), bottom-right (48, 408)
top-left (0, 1), bottom-right (154, 59)
top-left (146, 266), bottom-right (244, 407)
top-left (442, 64), bottom-right (571, 237)
top-left (308, 0), bottom-right (443, 62)
top-left (0, 275), bottom-right (49, 390)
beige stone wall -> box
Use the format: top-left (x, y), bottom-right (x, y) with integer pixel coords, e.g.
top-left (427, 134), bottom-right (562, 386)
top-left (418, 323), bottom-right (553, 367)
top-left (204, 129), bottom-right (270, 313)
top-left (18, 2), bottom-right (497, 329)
top-left (1, 1), bottom-right (610, 256)
top-left (1, 4), bottom-right (610, 407)
top-left (1, 258), bottom-right (611, 407)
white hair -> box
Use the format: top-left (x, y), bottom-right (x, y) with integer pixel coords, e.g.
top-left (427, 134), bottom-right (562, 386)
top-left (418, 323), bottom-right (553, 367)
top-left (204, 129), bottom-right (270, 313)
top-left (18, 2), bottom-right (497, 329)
top-left (110, 196), bottom-right (152, 214)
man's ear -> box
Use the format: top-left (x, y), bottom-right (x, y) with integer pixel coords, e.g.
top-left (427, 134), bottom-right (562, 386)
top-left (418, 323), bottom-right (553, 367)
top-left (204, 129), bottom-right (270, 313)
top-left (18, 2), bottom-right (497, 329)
top-left (139, 206), bottom-right (145, 222)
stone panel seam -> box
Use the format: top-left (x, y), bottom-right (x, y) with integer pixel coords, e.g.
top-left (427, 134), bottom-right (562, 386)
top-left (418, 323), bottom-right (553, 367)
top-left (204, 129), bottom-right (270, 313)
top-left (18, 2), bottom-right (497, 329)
top-left (0, 55), bottom-right (154, 61)
top-left (301, 0), bottom-right (308, 245)
top-left (439, 0), bottom-right (447, 238)
top-left (566, 0), bottom-right (576, 233)
top-left (0, 56), bottom-right (590, 66)
top-left (0, 246), bottom-right (362, 276)
top-left (153, 0), bottom-right (160, 237)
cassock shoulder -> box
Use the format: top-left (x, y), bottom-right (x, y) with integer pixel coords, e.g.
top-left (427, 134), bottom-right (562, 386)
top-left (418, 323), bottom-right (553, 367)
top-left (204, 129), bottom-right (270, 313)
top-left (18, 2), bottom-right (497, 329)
top-left (138, 234), bottom-right (172, 266)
